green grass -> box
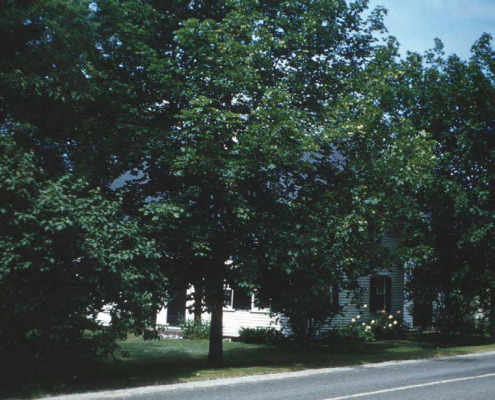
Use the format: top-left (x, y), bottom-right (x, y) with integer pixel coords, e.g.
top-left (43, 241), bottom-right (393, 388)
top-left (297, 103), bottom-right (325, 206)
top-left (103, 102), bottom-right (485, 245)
top-left (5, 334), bottom-right (495, 399)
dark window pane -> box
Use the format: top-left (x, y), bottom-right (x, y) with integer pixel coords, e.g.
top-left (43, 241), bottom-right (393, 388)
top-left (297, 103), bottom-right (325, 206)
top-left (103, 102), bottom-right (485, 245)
top-left (233, 288), bottom-right (252, 310)
top-left (370, 276), bottom-right (392, 312)
top-left (167, 289), bottom-right (187, 325)
top-left (224, 288), bottom-right (233, 308)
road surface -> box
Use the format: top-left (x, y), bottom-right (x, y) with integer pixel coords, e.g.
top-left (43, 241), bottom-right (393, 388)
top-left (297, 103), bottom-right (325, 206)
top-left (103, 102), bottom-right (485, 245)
top-left (49, 351), bottom-right (495, 400)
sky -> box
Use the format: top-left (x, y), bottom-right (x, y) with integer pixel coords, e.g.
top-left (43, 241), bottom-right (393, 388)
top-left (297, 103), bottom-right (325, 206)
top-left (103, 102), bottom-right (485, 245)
top-left (367, 0), bottom-right (495, 59)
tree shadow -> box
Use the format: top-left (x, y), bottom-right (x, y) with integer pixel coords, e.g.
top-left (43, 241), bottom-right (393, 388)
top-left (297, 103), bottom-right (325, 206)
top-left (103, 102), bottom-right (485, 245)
top-left (5, 335), bottom-right (494, 399)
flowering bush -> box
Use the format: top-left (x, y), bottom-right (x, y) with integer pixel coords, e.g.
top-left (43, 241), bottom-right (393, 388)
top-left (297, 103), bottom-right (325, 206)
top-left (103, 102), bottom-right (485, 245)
top-left (324, 307), bottom-right (405, 347)
top-left (369, 309), bottom-right (404, 340)
top-left (322, 320), bottom-right (375, 347)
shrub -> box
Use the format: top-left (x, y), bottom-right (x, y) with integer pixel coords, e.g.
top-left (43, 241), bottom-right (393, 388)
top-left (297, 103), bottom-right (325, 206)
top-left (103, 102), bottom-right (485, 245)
top-left (433, 294), bottom-right (479, 336)
top-left (322, 309), bottom-right (406, 346)
top-left (238, 327), bottom-right (283, 344)
top-left (179, 319), bottom-right (210, 340)
top-left (322, 320), bottom-right (375, 347)
top-left (369, 310), bottom-right (404, 340)
top-left (0, 137), bottom-right (164, 372)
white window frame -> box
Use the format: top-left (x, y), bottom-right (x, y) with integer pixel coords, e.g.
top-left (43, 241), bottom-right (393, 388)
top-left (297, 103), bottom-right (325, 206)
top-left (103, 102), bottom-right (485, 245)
top-left (223, 285), bottom-right (234, 310)
top-left (223, 286), bottom-right (270, 313)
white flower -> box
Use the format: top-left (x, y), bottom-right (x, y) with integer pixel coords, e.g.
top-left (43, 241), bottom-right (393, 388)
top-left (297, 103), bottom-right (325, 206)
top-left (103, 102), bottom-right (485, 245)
top-left (366, 326), bottom-right (371, 330)
top-left (356, 315), bottom-right (361, 319)
top-left (388, 315), bottom-right (393, 320)
top-left (371, 320), bottom-right (376, 325)
top-left (362, 322), bottom-right (366, 326)
top-left (351, 318), bottom-right (356, 323)
top-left (393, 320), bottom-right (398, 325)
top-left (363, 304), bottom-right (368, 309)
top-left (388, 323), bottom-right (392, 328)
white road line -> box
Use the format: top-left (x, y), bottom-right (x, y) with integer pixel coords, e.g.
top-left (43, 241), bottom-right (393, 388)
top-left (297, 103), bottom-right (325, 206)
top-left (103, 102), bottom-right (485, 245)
top-left (321, 372), bottom-right (495, 400)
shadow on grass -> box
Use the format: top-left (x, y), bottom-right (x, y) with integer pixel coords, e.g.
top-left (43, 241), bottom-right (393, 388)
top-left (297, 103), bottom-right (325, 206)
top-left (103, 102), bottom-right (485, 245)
top-left (3, 334), bottom-right (495, 399)
top-left (413, 332), bottom-right (495, 347)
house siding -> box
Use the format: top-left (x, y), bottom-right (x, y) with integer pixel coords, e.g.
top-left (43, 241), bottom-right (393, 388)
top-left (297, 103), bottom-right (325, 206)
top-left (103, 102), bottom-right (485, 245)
top-left (200, 309), bottom-right (278, 338)
top-left (158, 263), bottom-right (404, 338)
top-left (159, 234), bottom-right (405, 337)
top-left (331, 267), bottom-right (404, 327)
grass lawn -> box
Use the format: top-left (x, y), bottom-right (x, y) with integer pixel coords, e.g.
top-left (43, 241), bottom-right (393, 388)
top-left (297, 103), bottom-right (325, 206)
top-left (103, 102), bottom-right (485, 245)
top-left (5, 334), bottom-right (495, 399)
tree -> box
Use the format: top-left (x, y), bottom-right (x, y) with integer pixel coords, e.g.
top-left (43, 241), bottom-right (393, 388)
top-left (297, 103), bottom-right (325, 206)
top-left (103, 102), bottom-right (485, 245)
top-left (0, 0), bottom-right (168, 184)
top-left (0, 137), bottom-right (165, 378)
top-left (0, 1), bottom-right (169, 374)
top-left (398, 36), bottom-right (495, 335)
top-left (0, 0), bottom-right (439, 366)
top-left (0, 1), bottom-right (241, 359)
top-left (248, 36), bottom-right (436, 346)
top-left (136, 0), bottom-right (435, 361)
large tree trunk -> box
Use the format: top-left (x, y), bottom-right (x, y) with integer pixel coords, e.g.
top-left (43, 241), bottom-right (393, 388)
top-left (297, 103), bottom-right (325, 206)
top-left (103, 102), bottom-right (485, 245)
top-left (208, 278), bottom-right (223, 366)
top-left (206, 248), bottom-right (227, 366)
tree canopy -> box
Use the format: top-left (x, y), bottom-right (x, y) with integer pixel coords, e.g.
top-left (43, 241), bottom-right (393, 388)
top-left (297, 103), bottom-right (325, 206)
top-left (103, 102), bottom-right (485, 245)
top-left (397, 35), bottom-right (495, 335)
top-left (131, 0), bottom-right (435, 358)
top-left (0, 136), bottom-right (165, 377)
top-left (0, 0), bottom-right (493, 372)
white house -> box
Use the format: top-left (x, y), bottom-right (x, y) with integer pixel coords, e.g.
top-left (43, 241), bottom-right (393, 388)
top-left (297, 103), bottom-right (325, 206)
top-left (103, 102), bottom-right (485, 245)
top-left (156, 235), bottom-right (412, 337)
top-left (109, 163), bottom-right (412, 336)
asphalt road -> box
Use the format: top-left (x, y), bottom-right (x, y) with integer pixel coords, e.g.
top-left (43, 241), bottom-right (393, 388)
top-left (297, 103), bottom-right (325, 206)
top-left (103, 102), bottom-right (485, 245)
top-left (51, 352), bottom-right (495, 400)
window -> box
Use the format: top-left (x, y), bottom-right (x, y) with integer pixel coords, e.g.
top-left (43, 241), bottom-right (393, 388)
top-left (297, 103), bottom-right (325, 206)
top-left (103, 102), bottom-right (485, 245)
top-left (233, 287), bottom-right (252, 311)
top-left (223, 285), bottom-right (252, 311)
top-left (224, 286), bottom-right (233, 309)
top-left (251, 292), bottom-right (269, 312)
top-left (166, 289), bottom-right (187, 325)
top-left (370, 276), bottom-right (391, 312)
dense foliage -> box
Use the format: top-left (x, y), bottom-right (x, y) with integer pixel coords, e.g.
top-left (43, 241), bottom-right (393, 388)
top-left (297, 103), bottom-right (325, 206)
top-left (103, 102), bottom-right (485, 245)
top-left (397, 36), bottom-right (495, 335)
top-left (0, 0), bottom-right (493, 373)
top-left (0, 0), bottom-right (167, 183)
top-left (238, 327), bottom-right (283, 345)
top-left (179, 319), bottom-right (211, 340)
top-left (0, 138), bottom-right (165, 371)
top-left (136, 0), bottom-right (436, 355)
top-left (0, 0), bottom-right (170, 370)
